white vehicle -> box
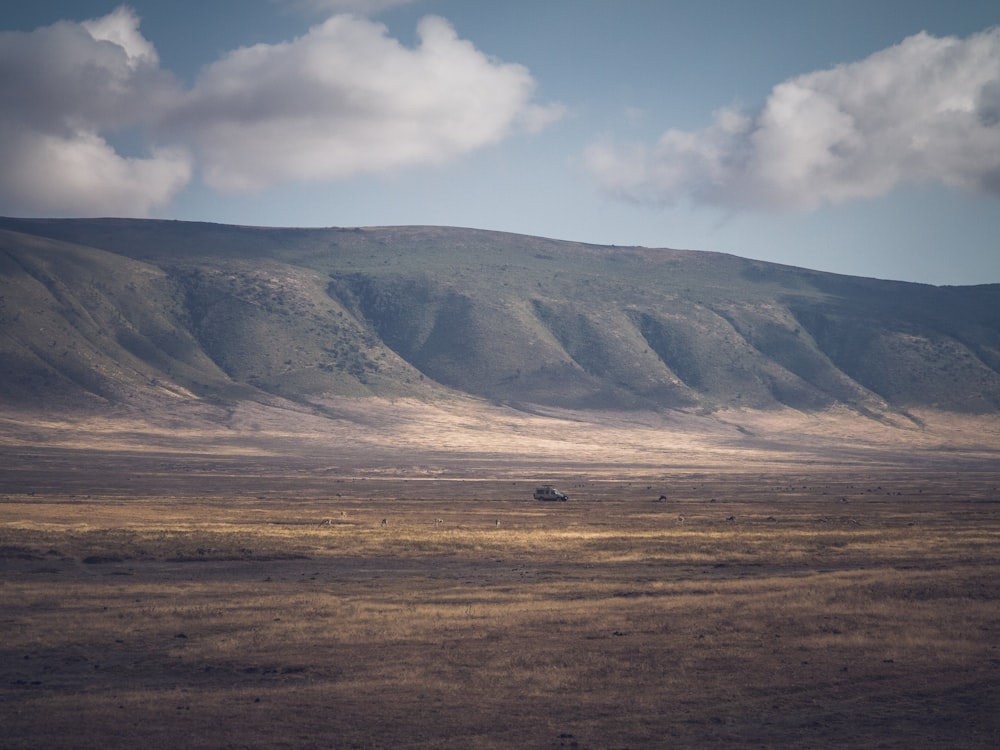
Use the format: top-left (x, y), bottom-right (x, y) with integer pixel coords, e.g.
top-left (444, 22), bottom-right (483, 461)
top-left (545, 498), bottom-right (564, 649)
top-left (533, 485), bottom-right (568, 501)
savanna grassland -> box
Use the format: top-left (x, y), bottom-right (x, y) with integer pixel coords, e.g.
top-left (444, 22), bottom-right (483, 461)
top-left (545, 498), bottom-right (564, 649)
top-left (1, 404), bottom-right (998, 749)
top-left (3, 216), bottom-right (1000, 749)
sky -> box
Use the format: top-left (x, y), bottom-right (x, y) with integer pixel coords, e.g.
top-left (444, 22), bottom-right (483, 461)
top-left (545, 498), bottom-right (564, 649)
top-left (2, 1), bottom-right (999, 286)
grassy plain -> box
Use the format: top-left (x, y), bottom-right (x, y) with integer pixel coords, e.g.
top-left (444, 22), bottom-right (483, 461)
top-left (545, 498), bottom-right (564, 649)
top-left (1, 405), bottom-right (999, 748)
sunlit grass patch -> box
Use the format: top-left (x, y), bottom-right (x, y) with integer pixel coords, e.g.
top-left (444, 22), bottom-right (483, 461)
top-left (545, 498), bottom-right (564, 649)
top-left (2, 481), bottom-right (999, 749)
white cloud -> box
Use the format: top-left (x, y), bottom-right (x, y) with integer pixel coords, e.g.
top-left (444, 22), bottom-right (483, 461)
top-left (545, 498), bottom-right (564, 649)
top-left (585, 28), bottom-right (1000, 212)
top-left (81, 5), bottom-right (159, 69)
top-left (0, 129), bottom-right (192, 217)
top-left (0, 8), bottom-right (561, 214)
top-left (0, 6), bottom-right (191, 217)
top-left (172, 14), bottom-right (564, 191)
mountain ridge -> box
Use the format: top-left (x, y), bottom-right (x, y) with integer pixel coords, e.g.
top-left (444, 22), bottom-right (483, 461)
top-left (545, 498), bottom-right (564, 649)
top-left (2, 217), bottom-right (999, 418)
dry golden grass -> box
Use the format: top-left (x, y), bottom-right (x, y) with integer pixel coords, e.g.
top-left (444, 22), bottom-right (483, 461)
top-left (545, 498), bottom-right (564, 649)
top-left (2, 461), bottom-right (999, 749)
top-left (1, 400), bottom-right (998, 748)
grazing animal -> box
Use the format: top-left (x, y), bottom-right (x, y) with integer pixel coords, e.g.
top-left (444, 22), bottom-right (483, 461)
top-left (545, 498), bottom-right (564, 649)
top-left (676, 515), bottom-right (685, 523)
top-left (496, 519), bottom-right (501, 528)
top-left (726, 515), bottom-right (736, 522)
top-left (380, 518), bottom-right (387, 527)
top-left (658, 495), bottom-right (668, 502)
top-left (434, 518), bottom-right (444, 525)
top-left (318, 518), bottom-right (332, 526)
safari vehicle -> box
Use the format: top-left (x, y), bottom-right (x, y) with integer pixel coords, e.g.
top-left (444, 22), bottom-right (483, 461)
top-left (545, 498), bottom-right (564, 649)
top-left (533, 485), bottom-right (568, 501)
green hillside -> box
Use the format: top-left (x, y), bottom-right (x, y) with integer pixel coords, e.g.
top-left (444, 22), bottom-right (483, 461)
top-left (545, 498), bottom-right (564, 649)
top-left (2, 218), bottom-right (999, 415)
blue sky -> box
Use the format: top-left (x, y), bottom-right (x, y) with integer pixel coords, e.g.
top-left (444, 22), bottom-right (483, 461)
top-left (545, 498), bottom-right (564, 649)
top-left (2, 1), bottom-right (999, 285)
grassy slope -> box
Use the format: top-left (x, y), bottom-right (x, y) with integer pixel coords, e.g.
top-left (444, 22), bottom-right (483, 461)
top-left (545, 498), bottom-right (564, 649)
top-left (1, 218), bottom-right (999, 418)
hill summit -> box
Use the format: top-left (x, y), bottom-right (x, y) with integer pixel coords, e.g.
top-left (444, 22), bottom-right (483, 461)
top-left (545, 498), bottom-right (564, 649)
top-left (2, 217), bottom-right (999, 417)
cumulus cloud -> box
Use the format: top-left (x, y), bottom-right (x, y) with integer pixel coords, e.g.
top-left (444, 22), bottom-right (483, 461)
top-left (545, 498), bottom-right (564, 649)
top-left (81, 5), bottom-right (159, 69)
top-left (0, 8), bottom-right (561, 214)
top-left (585, 27), bottom-right (1000, 212)
top-left (0, 131), bottom-right (192, 217)
top-left (171, 14), bottom-right (564, 190)
top-left (0, 6), bottom-right (192, 216)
